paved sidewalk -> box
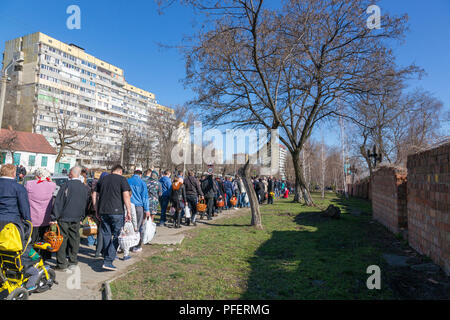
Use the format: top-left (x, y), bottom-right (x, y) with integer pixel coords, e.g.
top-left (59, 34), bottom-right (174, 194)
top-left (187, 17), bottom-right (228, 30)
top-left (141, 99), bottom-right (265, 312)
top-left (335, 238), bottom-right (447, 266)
top-left (29, 208), bottom-right (247, 300)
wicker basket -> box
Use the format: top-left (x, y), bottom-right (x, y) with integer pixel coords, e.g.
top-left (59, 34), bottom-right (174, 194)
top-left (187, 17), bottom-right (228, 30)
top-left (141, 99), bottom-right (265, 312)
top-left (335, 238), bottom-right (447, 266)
top-left (230, 196), bottom-right (238, 206)
top-left (43, 224), bottom-right (64, 253)
top-left (216, 199), bottom-right (225, 208)
top-left (82, 216), bottom-right (98, 236)
top-left (197, 199), bottom-right (207, 212)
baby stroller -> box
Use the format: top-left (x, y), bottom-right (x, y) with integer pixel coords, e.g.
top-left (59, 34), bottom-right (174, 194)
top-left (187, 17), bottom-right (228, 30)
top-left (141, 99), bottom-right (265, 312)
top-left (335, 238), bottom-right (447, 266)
top-left (0, 220), bottom-right (56, 300)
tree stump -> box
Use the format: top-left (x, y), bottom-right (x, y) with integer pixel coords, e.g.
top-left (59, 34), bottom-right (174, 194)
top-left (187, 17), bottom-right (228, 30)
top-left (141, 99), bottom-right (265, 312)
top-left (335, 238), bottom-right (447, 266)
top-left (321, 205), bottom-right (341, 219)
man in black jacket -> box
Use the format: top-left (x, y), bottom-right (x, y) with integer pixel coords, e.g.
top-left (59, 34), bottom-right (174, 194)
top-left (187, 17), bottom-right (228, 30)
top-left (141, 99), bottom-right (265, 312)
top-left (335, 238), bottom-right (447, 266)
top-left (201, 174), bottom-right (217, 220)
top-left (184, 171), bottom-right (204, 226)
top-left (51, 166), bottom-right (89, 271)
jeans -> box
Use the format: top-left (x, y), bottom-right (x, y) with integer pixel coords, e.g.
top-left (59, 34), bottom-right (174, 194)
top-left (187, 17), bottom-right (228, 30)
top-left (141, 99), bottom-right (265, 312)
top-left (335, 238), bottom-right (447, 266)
top-left (159, 196), bottom-right (170, 224)
top-left (239, 192), bottom-right (246, 208)
top-left (225, 191), bottom-right (233, 209)
top-left (95, 221), bottom-right (104, 257)
top-left (87, 235), bottom-right (95, 246)
top-left (186, 194), bottom-right (198, 223)
top-left (100, 214), bottom-right (124, 264)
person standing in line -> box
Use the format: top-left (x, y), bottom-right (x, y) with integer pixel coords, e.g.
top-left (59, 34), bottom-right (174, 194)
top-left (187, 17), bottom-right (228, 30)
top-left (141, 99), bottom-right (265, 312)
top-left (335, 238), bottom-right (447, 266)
top-left (158, 170), bottom-right (172, 227)
top-left (25, 168), bottom-right (56, 261)
top-left (170, 176), bottom-right (186, 228)
top-left (184, 171), bottom-right (204, 226)
top-left (94, 171), bottom-right (108, 258)
top-left (201, 173), bottom-right (217, 221)
top-left (267, 176), bottom-right (274, 205)
top-left (92, 165), bottom-right (132, 271)
top-left (50, 166), bottom-right (89, 271)
top-left (145, 170), bottom-right (162, 222)
top-left (223, 177), bottom-right (234, 210)
top-left (262, 177), bottom-right (269, 204)
top-left (236, 177), bottom-right (247, 208)
top-left (232, 176), bottom-right (241, 210)
top-left (0, 164), bottom-right (31, 225)
top-left (127, 170), bottom-right (150, 253)
top-left (214, 177), bottom-right (224, 215)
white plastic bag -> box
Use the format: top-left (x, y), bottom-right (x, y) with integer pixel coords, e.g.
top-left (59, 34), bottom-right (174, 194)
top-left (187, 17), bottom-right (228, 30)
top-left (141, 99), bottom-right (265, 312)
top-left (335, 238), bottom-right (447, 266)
top-left (142, 218), bottom-right (157, 245)
top-left (185, 205), bottom-right (191, 218)
top-left (118, 221), bottom-right (140, 250)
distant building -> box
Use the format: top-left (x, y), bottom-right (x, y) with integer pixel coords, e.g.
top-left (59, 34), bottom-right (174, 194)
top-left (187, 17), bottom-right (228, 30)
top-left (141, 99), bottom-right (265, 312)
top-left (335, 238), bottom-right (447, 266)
top-left (1, 32), bottom-right (175, 169)
top-left (0, 129), bottom-right (57, 173)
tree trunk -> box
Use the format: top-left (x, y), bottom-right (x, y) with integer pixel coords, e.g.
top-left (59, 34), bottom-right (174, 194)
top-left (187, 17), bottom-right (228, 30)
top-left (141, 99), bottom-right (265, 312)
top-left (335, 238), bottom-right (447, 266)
top-left (55, 146), bottom-right (64, 163)
top-left (292, 149), bottom-right (314, 206)
top-left (239, 159), bottom-right (263, 230)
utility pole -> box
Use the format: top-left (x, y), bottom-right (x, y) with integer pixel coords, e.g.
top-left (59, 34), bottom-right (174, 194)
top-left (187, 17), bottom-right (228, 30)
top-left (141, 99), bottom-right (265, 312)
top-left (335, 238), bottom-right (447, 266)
top-left (0, 56), bottom-right (24, 128)
top-left (321, 133), bottom-right (325, 199)
top-left (340, 114), bottom-right (348, 199)
top-left (120, 138), bottom-right (124, 167)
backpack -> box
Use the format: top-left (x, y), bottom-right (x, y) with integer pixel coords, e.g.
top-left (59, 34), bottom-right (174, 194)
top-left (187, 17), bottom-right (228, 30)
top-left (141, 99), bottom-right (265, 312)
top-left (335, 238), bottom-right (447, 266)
top-left (0, 223), bottom-right (24, 252)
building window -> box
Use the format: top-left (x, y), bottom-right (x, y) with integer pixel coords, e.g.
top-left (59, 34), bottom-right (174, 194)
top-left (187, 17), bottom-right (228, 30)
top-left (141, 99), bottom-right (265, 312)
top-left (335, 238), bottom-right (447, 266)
top-left (41, 156), bottom-right (48, 167)
top-left (28, 155), bottom-right (36, 167)
top-left (0, 152), bottom-right (6, 164)
top-left (13, 153), bottom-right (21, 166)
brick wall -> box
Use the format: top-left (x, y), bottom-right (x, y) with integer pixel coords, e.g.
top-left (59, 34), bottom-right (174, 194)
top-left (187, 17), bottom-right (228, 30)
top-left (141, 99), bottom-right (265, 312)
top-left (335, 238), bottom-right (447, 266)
top-left (371, 166), bottom-right (408, 234)
top-left (407, 143), bottom-right (449, 276)
top-left (348, 178), bottom-right (371, 199)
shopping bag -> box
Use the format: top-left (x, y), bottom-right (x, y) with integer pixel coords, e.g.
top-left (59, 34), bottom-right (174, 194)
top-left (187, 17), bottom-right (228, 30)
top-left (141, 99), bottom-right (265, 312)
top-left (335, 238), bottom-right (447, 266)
top-left (142, 218), bottom-right (156, 245)
top-left (185, 206), bottom-right (191, 219)
top-left (118, 221), bottom-right (140, 250)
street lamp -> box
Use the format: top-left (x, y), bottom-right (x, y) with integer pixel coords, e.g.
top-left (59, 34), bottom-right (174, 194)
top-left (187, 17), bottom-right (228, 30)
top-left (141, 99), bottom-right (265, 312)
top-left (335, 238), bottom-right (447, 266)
top-left (367, 145), bottom-right (382, 169)
top-left (0, 55), bottom-right (24, 128)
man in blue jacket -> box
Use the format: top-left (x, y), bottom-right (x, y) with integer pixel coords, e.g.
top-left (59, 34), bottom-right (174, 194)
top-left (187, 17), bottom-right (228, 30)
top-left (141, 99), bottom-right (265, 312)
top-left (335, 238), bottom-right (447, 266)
top-left (127, 170), bottom-right (150, 253)
top-left (223, 177), bottom-right (234, 210)
top-left (0, 164), bottom-right (31, 225)
top-left (158, 170), bottom-right (172, 227)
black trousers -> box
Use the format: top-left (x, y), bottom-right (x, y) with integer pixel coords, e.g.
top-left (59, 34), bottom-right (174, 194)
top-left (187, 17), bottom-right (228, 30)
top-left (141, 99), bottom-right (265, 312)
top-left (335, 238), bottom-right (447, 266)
top-left (56, 221), bottom-right (80, 268)
top-left (205, 196), bottom-right (215, 219)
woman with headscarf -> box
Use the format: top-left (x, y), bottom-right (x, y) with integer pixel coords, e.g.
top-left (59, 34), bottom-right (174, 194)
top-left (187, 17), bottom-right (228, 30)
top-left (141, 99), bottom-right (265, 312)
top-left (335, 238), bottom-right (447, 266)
top-left (146, 170), bottom-right (162, 222)
top-left (25, 168), bottom-right (56, 260)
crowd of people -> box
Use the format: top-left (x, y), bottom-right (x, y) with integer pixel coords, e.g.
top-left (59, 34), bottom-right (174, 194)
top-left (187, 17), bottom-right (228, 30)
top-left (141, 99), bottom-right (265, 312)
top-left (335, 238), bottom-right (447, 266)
top-left (0, 162), bottom-right (294, 276)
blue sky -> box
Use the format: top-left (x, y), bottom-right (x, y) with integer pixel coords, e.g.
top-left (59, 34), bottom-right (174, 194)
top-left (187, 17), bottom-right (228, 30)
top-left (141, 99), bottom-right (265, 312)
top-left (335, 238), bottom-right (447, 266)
top-left (1, 0), bottom-right (448, 154)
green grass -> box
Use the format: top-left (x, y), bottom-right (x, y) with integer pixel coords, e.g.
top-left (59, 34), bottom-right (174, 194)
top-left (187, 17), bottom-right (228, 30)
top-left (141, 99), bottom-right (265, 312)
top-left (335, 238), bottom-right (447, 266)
top-left (110, 193), bottom-right (395, 300)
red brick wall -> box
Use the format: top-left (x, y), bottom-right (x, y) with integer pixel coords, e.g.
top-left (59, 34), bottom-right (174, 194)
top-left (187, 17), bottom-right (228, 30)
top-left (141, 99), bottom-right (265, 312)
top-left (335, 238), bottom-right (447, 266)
top-left (407, 143), bottom-right (449, 276)
top-left (348, 179), bottom-right (371, 199)
top-left (371, 166), bottom-right (408, 234)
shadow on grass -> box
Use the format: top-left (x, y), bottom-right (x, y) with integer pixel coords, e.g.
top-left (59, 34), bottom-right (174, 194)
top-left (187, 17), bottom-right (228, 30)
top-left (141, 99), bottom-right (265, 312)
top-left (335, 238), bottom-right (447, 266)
top-left (240, 208), bottom-right (390, 300)
top-left (330, 195), bottom-right (372, 216)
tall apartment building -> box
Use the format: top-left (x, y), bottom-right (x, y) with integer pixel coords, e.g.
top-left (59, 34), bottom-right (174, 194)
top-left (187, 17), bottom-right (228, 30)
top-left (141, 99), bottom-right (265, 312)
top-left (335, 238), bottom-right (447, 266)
top-left (1, 32), bottom-right (175, 170)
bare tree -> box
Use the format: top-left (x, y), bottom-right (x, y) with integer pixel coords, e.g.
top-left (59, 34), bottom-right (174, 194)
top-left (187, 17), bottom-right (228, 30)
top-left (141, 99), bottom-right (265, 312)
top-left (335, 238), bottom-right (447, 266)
top-left (239, 157), bottom-right (263, 229)
top-left (171, 0), bottom-right (414, 206)
top-left (50, 99), bottom-right (97, 163)
top-left (350, 86), bottom-right (443, 173)
top-left (0, 127), bottom-right (18, 163)
top-left (154, 105), bottom-right (194, 173)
